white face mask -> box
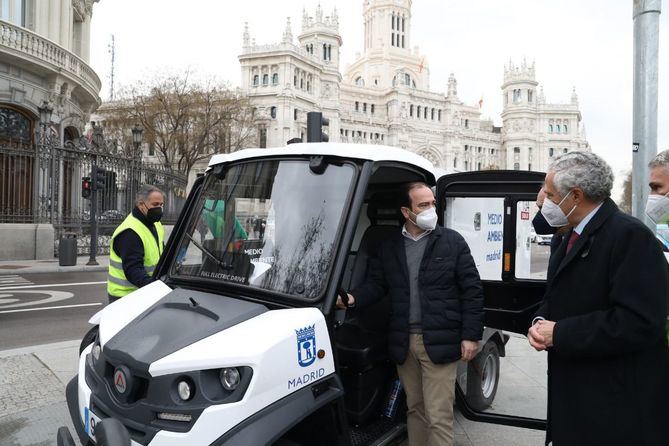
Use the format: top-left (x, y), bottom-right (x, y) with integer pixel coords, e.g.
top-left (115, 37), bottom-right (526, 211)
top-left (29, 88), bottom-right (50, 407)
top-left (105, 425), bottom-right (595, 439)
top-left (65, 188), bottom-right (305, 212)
top-left (409, 207), bottom-right (438, 231)
top-left (541, 190), bottom-right (577, 227)
top-left (645, 193), bottom-right (669, 224)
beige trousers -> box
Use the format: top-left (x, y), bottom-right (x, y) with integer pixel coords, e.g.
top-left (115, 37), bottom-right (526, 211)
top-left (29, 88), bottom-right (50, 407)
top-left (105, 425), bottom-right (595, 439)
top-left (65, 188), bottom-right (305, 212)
top-left (397, 333), bottom-right (458, 446)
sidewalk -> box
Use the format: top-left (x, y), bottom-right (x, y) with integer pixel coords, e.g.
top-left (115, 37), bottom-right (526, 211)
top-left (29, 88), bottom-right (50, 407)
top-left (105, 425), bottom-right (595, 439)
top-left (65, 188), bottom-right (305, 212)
top-left (0, 339), bottom-right (545, 446)
top-left (0, 341), bottom-right (80, 446)
top-left (0, 256), bottom-right (108, 276)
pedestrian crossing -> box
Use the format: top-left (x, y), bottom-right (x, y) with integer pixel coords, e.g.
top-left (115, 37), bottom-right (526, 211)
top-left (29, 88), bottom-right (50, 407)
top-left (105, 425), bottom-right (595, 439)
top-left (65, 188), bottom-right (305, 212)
top-left (0, 275), bottom-right (34, 288)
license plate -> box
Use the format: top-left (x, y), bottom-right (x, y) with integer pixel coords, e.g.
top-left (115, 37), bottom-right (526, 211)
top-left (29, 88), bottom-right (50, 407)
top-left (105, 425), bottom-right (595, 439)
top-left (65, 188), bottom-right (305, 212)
top-left (84, 406), bottom-right (103, 442)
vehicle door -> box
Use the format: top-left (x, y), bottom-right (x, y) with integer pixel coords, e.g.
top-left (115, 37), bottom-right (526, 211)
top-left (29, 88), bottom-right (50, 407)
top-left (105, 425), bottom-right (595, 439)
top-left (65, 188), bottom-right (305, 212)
top-left (436, 170), bottom-right (549, 432)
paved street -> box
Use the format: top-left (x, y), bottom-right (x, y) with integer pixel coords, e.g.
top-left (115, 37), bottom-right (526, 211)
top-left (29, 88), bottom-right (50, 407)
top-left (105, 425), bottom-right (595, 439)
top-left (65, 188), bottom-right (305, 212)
top-left (0, 272), bottom-right (107, 350)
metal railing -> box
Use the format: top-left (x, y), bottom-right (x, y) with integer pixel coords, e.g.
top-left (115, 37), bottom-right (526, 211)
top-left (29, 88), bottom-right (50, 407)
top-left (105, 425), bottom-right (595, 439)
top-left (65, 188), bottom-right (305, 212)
top-left (0, 134), bottom-right (187, 256)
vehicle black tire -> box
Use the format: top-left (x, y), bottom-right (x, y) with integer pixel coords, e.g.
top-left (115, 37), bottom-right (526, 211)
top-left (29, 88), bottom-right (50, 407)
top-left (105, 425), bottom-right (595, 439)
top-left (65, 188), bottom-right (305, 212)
top-left (465, 340), bottom-right (500, 411)
top-left (79, 325), bottom-right (99, 354)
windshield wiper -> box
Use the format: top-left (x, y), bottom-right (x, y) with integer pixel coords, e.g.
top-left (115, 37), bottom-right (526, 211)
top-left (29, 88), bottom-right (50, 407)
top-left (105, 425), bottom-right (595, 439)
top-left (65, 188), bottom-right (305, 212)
top-left (184, 232), bottom-right (234, 271)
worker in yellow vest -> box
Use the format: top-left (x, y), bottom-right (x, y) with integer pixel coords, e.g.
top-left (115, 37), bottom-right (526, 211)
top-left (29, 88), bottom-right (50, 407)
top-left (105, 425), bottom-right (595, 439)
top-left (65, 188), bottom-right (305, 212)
top-left (107, 185), bottom-right (165, 303)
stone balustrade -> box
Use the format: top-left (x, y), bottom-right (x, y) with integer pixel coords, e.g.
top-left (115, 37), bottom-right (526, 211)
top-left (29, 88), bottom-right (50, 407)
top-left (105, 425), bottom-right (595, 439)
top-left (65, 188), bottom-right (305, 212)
top-left (0, 19), bottom-right (101, 101)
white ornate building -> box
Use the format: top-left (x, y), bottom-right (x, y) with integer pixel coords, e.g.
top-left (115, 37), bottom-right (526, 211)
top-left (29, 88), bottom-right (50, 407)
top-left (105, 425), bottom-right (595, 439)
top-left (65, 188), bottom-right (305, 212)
top-left (239, 0), bottom-right (589, 172)
top-left (0, 0), bottom-right (102, 142)
top-left (0, 0), bottom-right (102, 261)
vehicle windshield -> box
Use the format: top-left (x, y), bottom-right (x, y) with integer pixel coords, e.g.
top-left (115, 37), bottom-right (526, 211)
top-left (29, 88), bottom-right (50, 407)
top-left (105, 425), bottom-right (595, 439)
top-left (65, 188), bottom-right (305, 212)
top-left (171, 159), bottom-right (356, 300)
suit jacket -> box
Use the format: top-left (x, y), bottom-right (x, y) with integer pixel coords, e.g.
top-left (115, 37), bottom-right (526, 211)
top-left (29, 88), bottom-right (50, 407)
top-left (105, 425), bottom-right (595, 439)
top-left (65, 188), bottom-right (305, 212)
top-left (535, 198), bottom-right (669, 446)
top-left (353, 225), bottom-right (484, 364)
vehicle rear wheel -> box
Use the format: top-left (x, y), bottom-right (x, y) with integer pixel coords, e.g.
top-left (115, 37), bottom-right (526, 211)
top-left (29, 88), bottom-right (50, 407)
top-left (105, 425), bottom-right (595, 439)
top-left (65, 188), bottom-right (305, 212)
top-left (465, 340), bottom-right (500, 411)
top-left (79, 325), bottom-right (99, 354)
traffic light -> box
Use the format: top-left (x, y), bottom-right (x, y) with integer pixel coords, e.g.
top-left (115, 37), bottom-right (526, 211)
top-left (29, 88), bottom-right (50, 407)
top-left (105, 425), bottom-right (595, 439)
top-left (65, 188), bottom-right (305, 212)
top-left (81, 176), bottom-right (92, 199)
top-left (93, 165), bottom-right (107, 191)
top-left (306, 112), bottom-right (329, 143)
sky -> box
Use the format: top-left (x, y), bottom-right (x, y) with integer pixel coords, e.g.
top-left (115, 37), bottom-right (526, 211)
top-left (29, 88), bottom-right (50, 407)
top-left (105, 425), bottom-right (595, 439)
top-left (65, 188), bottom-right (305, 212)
top-left (90, 0), bottom-right (669, 195)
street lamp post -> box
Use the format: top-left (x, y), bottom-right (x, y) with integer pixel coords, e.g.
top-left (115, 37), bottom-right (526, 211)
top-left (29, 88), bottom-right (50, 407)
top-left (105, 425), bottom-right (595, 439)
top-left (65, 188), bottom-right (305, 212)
top-left (130, 124), bottom-right (143, 207)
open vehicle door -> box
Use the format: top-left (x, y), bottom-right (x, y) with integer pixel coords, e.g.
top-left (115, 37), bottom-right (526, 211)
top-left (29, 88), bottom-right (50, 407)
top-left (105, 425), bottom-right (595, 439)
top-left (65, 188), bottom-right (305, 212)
top-left (437, 170), bottom-right (548, 431)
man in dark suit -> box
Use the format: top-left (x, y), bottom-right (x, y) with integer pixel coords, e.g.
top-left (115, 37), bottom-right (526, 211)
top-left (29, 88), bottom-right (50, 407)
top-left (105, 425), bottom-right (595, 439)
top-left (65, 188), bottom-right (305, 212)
top-left (338, 182), bottom-right (484, 446)
top-left (528, 151), bottom-right (669, 445)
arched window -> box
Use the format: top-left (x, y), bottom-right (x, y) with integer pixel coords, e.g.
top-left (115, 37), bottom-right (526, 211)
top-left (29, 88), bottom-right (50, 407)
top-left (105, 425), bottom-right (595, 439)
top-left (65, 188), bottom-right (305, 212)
top-left (465, 119), bottom-right (469, 128)
top-left (424, 107), bottom-right (428, 119)
top-left (270, 106), bottom-right (277, 119)
top-left (323, 44), bottom-right (327, 60)
top-left (453, 158), bottom-right (457, 169)
top-left (300, 78), bottom-right (304, 89)
top-left (401, 35), bottom-right (405, 48)
top-left (514, 162), bottom-right (520, 170)
top-left (0, 105), bottom-right (33, 146)
top-left (409, 105), bottom-right (414, 117)
top-left (306, 81), bottom-right (310, 92)
top-left (549, 148), bottom-right (554, 157)
top-left (355, 77), bottom-right (365, 87)
top-left (262, 74), bottom-right (269, 86)
top-left (294, 108), bottom-right (298, 120)
top-left (549, 124), bottom-right (553, 133)
top-left (465, 161), bottom-right (469, 171)
top-left (391, 12), bottom-right (395, 30)
top-left (391, 33), bottom-right (395, 46)
top-left (563, 125), bottom-right (568, 133)
top-left (555, 124), bottom-right (560, 133)
top-left (563, 148), bottom-right (568, 154)
top-left (371, 104), bottom-right (375, 114)
top-left (328, 45), bottom-right (332, 61)
top-left (271, 73), bottom-right (279, 85)
top-left (355, 101), bottom-right (359, 112)
top-left (405, 73), bottom-right (411, 86)
top-left (417, 106), bottom-right (421, 118)
top-left (431, 108), bottom-right (435, 120)
top-left (253, 75), bottom-right (259, 86)
top-left (438, 110), bottom-right (442, 121)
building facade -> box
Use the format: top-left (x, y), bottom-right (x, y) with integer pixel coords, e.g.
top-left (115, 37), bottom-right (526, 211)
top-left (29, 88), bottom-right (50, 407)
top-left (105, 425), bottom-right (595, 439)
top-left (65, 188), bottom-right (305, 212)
top-left (1, 0), bottom-right (101, 142)
top-left (0, 0), bottom-right (102, 260)
top-left (239, 0), bottom-right (589, 173)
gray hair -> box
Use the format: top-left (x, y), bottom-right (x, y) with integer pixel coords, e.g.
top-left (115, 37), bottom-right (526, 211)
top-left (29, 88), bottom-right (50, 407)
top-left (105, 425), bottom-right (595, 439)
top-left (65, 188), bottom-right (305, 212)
top-left (548, 151), bottom-right (613, 202)
top-left (649, 150), bottom-right (669, 169)
top-left (136, 185), bottom-right (164, 205)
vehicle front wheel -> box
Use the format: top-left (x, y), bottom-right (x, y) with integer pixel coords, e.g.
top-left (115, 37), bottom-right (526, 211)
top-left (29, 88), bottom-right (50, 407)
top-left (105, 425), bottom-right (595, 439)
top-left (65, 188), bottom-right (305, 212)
top-left (465, 340), bottom-right (500, 411)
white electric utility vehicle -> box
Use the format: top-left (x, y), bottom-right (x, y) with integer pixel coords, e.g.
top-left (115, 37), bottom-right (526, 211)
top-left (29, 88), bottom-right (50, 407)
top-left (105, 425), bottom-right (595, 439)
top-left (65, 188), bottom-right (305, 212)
top-left (62, 144), bottom-right (548, 446)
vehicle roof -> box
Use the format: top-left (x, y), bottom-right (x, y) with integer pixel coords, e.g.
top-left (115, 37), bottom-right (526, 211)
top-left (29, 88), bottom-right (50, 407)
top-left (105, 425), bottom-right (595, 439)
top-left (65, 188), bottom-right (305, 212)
top-left (207, 143), bottom-right (435, 175)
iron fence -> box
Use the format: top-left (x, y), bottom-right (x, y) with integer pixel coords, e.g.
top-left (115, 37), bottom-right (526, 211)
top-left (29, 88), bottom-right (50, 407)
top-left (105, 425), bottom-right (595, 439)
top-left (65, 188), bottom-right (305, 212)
top-left (0, 133), bottom-right (188, 256)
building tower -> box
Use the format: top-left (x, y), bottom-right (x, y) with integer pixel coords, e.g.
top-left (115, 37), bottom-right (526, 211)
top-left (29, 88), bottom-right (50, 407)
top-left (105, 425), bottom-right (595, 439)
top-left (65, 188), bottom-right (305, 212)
top-left (501, 59), bottom-right (539, 171)
top-left (298, 4), bottom-right (342, 71)
top-left (362, 0), bottom-right (412, 53)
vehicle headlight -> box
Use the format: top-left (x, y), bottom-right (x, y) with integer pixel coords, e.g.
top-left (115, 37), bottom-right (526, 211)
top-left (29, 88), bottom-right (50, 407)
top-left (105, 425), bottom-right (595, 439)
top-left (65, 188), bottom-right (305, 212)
top-left (92, 344), bottom-right (101, 362)
top-left (220, 367), bottom-right (241, 391)
top-left (177, 380), bottom-right (193, 401)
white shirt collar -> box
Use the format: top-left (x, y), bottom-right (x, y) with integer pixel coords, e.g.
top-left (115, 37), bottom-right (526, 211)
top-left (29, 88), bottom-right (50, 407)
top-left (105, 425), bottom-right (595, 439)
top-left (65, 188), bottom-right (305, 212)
top-left (574, 202), bottom-right (604, 235)
top-left (402, 225), bottom-right (431, 241)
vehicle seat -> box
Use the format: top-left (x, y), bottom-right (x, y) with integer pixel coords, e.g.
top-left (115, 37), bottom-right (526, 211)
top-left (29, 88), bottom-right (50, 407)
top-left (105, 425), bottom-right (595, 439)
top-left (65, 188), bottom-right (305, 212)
top-left (336, 192), bottom-right (402, 372)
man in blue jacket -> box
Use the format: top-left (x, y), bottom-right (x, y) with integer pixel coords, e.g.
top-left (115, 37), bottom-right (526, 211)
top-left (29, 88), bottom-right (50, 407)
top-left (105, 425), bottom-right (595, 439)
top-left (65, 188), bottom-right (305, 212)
top-left (339, 182), bottom-right (484, 446)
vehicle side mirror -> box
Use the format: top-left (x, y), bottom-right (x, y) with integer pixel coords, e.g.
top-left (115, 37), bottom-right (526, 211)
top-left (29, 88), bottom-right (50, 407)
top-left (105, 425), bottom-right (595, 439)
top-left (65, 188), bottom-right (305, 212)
top-left (95, 418), bottom-right (131, 446)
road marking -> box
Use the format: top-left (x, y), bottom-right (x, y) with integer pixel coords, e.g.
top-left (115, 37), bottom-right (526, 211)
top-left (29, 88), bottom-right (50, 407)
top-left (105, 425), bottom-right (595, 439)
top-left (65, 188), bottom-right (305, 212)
top-left (0, 290), bottom-right (75, 309)
top-left (0, 281), bottom-right (106, 291)
top-left (0, 275), bottom-right (34, 287)
top-left (0, 303), bottom-right (103, 314)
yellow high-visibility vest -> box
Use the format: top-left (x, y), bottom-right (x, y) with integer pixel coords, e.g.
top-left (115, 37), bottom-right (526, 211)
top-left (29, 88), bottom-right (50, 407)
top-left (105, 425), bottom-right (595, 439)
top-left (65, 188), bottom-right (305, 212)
top-left (107, 213), bottom-right (164, 298)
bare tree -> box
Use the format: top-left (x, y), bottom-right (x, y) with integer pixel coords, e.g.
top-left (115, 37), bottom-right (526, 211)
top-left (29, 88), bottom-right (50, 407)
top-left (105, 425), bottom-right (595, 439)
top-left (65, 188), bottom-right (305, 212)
top-left (98, 72), bottom-right (257, 177)
top-left (619, 170), bottom-right (632, 214)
